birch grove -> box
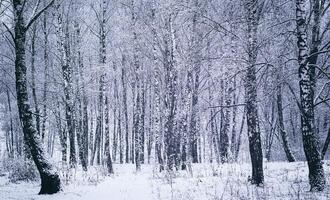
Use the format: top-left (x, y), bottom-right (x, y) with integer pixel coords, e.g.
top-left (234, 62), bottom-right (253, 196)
top-left (0, 0), bottom-right (330, 196)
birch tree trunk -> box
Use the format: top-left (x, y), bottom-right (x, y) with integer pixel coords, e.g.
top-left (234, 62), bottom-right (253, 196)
top-left (56, 5), bottom-right (76, 168)
top-left (113, 76), bottom-right (118, 162)
top-left (295, 0), bottom-right (325, 191)
top-left (131, 0), bottom-right (142, 171)
top-left (220, 78), bottom-right (232, 163)
top-left (41, 5), bottom-right (49, 141)
top-left (6, 89), bottom-right (14, 158)
top-left (276, 69), bottom-right (295, 162)
top-left (92, 0), bottom-right (107, 166)
top-left (244, 0), bottom-right (264, 186)
top-left (105, 97), bottom-right (114, 174)
top-left (74, 19), bottom-right (88, 171)
top-left (12, 0), bottom-right (60, 194)
top-left (151, 3), bottom-right (164, 171)
top-left (30, 24), bottom-right (41, 137)
top-left (121, 59), bottom-right (130, 163)
top-left (230, 76), bottom-right (238, 159)
top-left (163, 13), bottom-right (178, 171)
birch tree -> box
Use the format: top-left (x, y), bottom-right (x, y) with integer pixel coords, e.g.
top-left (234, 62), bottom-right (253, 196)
top-left (8, 0), bottom-right (61, 194)
top-left (295, 0), bottom-right (327, 191)
top-left (243, 0), bottom-right (264, 186)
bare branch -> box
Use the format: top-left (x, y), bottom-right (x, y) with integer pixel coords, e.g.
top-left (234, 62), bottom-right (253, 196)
top-left (2, 22), bottom-right (14, 42)
top-left (315, 97), bottom-right (330, 107)
top-left (207, 103), bottom-right (246, 109)
top-left (314, 81), bottom-right (330, 104)
top-left (25, 0), bottom-right (55, 31)
top-left (27, 0), bottom-right (41, 27)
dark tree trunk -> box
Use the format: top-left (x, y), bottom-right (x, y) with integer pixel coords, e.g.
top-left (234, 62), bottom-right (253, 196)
top-left (89, 106), bottom-right (94, 165)
top-left (321, 127), bottom-right (330, 159)
top-left (264, 101), bottom-right (275, 162)
top-left (244, 0), bottom-right (264, 186)
top-left (56, 4), bottom-right (76, 168)
top-left (41, 6), bottom-right (49, 141)
top-left (121, 64), bottom-right (130, 164)
top-left (189, 0), bottom-right (202, 164)
top-left (30, 24), bottom-right (41, 137)
top-left (147, 86), bottom-right (153, 164)
top-left (133, 85), bottom-right (141, 171)
top-left (91, 0), bottom-right (107, 165)
top-left (74, 20), bottom-right (88, 171)
top-left (12, 0), bottom-right (60, 194)
top-left (235, 107), bottom-right (245, 161)
top-left (113, 78), bottom-right (118, 162)
top-left (230, 77), bottom-right (238, 159)
top-left (55, 100), bottom-right (67, 164)
top-left (219, 80), bottom-right (232, 163)
top-left (6, 90), bottom-right (14, 158)
top-left (295, 0), bottom-right (325, 191)
top-left (131, 0), bottom-right (141, 171)
top-left (118, 106), bottom-right (123, 164)
top-left (163, 14), bottom-right (178, 171)
top-left (105, 97), bottom-right (114, 174)
top-left (140, 85), bottom-right (146, 164)
top-left (245, 68), bottom-right (264, 186)
top-left (82, 92), bottom-right (89, 170)
top-left (276, 71), bottom-right (295, 162)
top-left (91, 76), bottom-right (104, 165)
top-left (151, 2), bottom-right (164, 172)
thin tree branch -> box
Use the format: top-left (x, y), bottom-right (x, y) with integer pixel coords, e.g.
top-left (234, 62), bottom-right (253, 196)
top-left (2, 22), bottom-right (14, 42)
top-left (25, 0), bottom-right (55, 31)
top-left (207, 103), bottom-right (246, 109)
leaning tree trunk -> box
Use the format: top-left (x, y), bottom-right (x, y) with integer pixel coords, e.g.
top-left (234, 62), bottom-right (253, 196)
top-left (321, 127), bottom-right (330, 159)
top-left (295, 0), bottom-right (325, 191)
top-left (6, 89), bottom-right (14, 158)
top-left (276, 70), bottom-right (295, 162)
top-left (12, 0), bottom-right (60, 194)
top-left (230, 76), bottom-right (238, 159)
top-left (235, 107), bottom-right (246, 161)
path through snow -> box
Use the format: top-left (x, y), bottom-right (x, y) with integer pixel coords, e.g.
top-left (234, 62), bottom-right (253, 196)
top-left (81, 171), bottom-right (153, 200)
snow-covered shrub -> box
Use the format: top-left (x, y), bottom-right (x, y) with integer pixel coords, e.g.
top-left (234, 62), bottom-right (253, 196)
top-left (2, 157), bottom-right (39, 183)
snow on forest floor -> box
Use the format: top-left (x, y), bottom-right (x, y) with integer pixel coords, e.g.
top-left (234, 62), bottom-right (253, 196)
top-left (1, 161), bottom-right (330, 200)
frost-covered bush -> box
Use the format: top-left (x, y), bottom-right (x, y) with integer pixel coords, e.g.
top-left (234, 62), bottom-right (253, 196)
top-left (2, 157), bottom-right (39, 183)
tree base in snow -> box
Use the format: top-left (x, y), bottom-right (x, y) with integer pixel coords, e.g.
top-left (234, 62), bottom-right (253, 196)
top-left (39, 174), bottom-right (61, 194)
top-left (309, 166), bottom-right (326, 192)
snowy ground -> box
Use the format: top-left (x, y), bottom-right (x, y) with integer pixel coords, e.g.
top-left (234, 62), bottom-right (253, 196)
top-left (1, 161), bottom-right (330, 200)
